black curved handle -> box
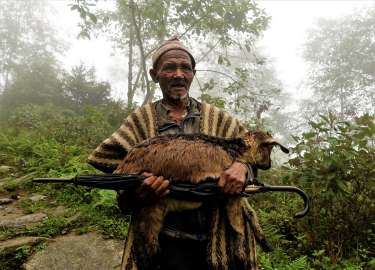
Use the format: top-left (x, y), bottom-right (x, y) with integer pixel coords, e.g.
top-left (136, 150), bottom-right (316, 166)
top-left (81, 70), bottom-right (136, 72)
top-left (244, 184), bottom-right (310, 218)
top-left (33, 176), bottom-right (310, 218)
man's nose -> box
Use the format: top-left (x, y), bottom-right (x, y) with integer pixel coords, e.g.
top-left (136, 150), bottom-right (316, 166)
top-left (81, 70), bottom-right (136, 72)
top-left (173, 68), bottom-right (184, 78)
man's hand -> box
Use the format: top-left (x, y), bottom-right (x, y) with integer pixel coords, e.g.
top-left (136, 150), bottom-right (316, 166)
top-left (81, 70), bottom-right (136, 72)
top-left (136, 172), bottom-right (170, 203)
top-left (218, 161), bottom-right (247, 194)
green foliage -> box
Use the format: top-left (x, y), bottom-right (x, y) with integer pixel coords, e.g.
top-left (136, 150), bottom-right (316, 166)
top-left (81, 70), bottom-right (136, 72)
top-left (70, 0), bottom-right (99, 39)
top-left (287, 113), bottom-right (375, 263)
top-left (0, 129), bottom-right (95, 177)
top-left (0, 62), bottom-right (115, 120)
top-left (2, 102), bottom-right (125, 148)
top-left (0, 245), bottom-right (30, 270)
top-left (259, 254), bottom-right (308, 270)
top-left (252, 113), bottom-right (374, 268)
top-left (0, 103), bottom-right (129, 239)
top-left (61, 64), bottom-right (112, 110)
top-left (198, 79), bottom-right (226, 109)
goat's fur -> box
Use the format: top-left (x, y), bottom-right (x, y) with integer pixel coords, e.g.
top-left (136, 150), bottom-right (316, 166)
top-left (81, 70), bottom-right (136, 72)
top-left (116, 133), bottom-right (246, 183)
top-left (116, 131), bottom-right (288, 181)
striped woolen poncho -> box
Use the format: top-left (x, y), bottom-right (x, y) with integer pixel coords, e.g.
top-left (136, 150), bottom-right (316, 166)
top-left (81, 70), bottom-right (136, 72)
top-left (88, 101), bottom-right (247, 172)
top-left (88, 101), bottom-right (267, 270)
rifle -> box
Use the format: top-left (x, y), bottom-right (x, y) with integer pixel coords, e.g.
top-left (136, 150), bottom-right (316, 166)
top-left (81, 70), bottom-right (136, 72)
top-left (33, 173), bottom-right (309, 218)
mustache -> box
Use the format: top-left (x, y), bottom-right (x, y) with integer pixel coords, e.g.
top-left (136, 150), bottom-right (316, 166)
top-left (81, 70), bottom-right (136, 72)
top-left (169, 79), bottom-right (186, 87)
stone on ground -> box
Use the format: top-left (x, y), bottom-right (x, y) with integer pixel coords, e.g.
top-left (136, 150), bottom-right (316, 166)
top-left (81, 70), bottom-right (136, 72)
top-left (29, 194), bottom-right (47, 202)
top-left (0, 198), bottom-right (13, 205)
top-left (24, 232), bottom-right (124, 270)
top-left (0, 165), bottom-right (13, 175)
top-left (0, 213), bottom-right (47, 228)
top-left (0, 237), bottom-right (48, 254)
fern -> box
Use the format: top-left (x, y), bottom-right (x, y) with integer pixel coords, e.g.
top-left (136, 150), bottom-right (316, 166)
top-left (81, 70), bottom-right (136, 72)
top-left (259, 254), bottom-right (274, 270)
top-left (285, 256), bottom-right (307, 270)
top-left (259, 254), bottom-right (308, 270)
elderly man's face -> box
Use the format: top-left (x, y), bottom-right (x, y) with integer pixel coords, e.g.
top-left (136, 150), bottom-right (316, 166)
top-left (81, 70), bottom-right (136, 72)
top-left (150, 50), bottom-right (195, 102)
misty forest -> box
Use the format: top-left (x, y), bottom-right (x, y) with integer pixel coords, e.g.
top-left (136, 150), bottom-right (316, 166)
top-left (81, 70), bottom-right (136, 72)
top-left (0, 0), bottom-right (374, 269)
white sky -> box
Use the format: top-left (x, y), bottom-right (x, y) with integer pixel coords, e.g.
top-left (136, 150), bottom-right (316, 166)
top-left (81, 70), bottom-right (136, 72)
top-left (52, 0), bottom-right (375, 102)
top-left (257, 0), bottom-right (374, 101)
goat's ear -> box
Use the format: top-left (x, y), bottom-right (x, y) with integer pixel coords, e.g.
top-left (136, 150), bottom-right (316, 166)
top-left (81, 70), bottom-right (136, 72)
top-left (262, 139), bottom-right (289, 154)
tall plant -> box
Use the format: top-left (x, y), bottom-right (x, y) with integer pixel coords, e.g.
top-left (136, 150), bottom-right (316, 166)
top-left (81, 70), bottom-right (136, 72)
top-left (287, 113), bottom-right (375, 264)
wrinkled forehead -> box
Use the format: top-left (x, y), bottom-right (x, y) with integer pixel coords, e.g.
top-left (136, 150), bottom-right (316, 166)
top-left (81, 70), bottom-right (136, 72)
top-left (155, 49), bottom-right (193, 69)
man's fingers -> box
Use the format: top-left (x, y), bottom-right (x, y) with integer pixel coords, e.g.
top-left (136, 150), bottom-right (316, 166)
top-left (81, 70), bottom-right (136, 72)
top-left (221, 171), bottom-right (245, 194)
top-left (143, 175), bottom-right (157, 186)
top-left (155, 179), bottom-right (170, 196)
top-left (224, 181), bottom-right (234, 193)
top-left (150, 176), bottom-right (163, 190)
top-left (142, 172), bottom-right (153, 177)
top-left (227, 182), bottom-right (243, 194)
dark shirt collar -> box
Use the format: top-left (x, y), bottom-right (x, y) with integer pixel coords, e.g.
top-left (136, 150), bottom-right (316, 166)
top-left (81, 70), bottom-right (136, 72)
top-left (160, 98), bottom-right (191, 113)
top-left (155, 97), bottom-right (201, 127)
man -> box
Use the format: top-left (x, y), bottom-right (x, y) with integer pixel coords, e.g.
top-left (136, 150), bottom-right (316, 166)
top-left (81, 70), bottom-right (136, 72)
top-left (88, 37), bottom-right (265, 270)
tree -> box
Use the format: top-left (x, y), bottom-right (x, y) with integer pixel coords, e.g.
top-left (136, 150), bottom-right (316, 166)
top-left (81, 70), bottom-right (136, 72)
top-left (0, 55), bottom-right (63, 115)
top-left (0, 0), bottom-right (64, 92)
top-left (302, 7), bottom-right (375, 120)
top-left (197, 46), bottom-right (292, 139)
top-left (70, 0), bottom-right (269, 109)
top-left (62, 64), bottom-right (112, 110)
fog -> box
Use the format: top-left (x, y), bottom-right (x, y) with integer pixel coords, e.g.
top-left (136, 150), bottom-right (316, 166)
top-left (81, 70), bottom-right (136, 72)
top-left (1, 0), bottom-right (374, 138)
top-left (0, 1), bottom-right (374, 269)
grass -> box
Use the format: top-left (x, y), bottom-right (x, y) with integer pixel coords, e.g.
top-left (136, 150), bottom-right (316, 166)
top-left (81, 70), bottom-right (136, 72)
top-left (0, 180), bottom-right (129, 241)
top-left (0, 240), bottom-right (47, 270)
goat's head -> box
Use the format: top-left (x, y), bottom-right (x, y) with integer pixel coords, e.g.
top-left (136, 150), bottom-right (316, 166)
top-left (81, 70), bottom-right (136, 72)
top-left (240, 131), bottom-right (289, 170)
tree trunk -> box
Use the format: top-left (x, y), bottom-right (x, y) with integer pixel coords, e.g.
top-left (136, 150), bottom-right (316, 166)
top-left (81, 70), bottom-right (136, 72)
top-left (129, 0), bottom-right (152, 104)
top-left (126, 23), bottom-right (134, 110)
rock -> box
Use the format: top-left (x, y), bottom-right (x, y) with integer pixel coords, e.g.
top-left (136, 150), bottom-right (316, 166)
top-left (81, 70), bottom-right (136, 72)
top-left (29, 194), bottom-right (47, 202)
top-left (50, 206), bottom-right (66, 216)
top-left (5, 207), bottom-right (13, 214)
top-left (0, 237), bottom-right (49, 254)
top-left (24, 232), bottom-right (124, 270)
top-left (53, 205), bottom-right (66, 216)
top-left (0, 198), bottom-right (13, 205)
top-left (0, 165), bottom-right (13, 175)
top-left (0, 213), bottom-right (47, 228)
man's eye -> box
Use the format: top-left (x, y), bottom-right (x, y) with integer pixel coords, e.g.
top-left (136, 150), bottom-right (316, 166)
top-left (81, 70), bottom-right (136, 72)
top-left (162, 65), bottom-right (175, 71)
top-left (182, 65), bottom-right (193, 71)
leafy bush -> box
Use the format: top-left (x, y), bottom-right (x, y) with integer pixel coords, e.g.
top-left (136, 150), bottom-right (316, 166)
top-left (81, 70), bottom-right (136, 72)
top-left (286, 113), bottom-right (375, 264)
top-left (0, 131), bottom-right (95, 177)
top-left (254, 113), bottom-right (374, 268)
top-left (4, 103), bottom-right (125, 147)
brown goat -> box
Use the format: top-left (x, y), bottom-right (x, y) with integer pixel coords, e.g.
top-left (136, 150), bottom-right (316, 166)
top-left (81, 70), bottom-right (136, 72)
top-left (116, 131), bottom-right (288, 183)
top-left (114, 131), bottom-right (288, 257)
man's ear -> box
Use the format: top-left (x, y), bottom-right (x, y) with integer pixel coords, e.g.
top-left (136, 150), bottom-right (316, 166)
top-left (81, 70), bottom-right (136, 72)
top-left (193, 69), bottom-right (196, 76)
top-left (149, 69), bottom-right (158, 83)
